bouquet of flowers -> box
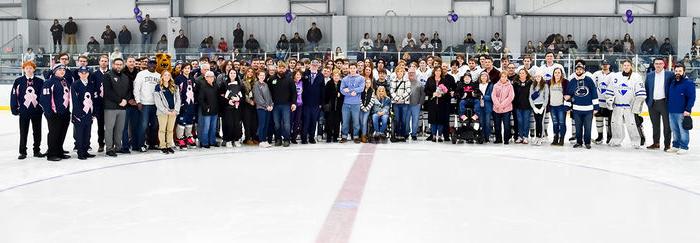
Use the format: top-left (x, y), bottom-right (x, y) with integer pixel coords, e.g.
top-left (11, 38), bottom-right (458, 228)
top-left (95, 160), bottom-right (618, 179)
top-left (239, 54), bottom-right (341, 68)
top-left (435, 84), bottom-right (448, 103)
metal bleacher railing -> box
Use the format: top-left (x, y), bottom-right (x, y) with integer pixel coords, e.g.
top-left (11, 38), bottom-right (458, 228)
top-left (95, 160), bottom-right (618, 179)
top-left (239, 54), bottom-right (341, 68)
top-left (1, 42), bottom-right (697, 85)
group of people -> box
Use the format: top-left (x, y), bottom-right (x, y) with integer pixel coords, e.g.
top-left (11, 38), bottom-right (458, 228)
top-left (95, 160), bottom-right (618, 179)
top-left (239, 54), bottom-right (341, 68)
top-left (10, 49), bottom-right (696, 162)
top-left (50, 14), bottom-right (158, 54)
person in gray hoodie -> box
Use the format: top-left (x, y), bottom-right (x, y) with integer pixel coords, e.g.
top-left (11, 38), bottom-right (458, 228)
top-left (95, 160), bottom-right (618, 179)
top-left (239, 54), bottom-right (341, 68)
top-left (406, 67), bottom-right (425, 140)
top-left (253, 70), bottom-right (274, 148)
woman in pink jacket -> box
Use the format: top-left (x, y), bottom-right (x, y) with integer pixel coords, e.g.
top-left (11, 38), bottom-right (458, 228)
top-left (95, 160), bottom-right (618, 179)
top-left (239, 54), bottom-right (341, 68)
top-left (492, 72), bottom-right (515, 144)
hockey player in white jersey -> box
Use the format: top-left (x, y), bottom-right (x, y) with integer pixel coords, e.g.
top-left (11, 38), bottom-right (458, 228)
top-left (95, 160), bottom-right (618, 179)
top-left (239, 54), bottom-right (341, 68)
top-left (591, 60), bottom-right (614, 144)
top-left (540, 52), bottom-right (566, 83)
top-left (605, 60), bottom-right (647, 148)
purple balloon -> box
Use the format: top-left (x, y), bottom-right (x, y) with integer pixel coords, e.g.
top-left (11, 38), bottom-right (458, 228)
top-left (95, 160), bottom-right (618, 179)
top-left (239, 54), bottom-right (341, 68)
top-left (136, 15), bottom-right (144, 23)
top-left (285, 12), bottom-right (294, 23)
top-left (626, 9), bottom-right (633, 17)
top-left (451, 13), bottom-right (459, 22)
top-left (627, 15), bottom-right (634, 24)
top-left (133, 7), bottom-right (141, 15)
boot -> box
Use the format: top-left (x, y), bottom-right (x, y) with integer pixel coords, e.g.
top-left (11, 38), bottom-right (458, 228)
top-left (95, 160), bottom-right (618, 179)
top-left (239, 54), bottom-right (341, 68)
top-left (557, 136), bottom-right (565, 146)
top-left (594, 133), bottom-right (603, 144)
top-left (551, 135), bottom-right (559, 146)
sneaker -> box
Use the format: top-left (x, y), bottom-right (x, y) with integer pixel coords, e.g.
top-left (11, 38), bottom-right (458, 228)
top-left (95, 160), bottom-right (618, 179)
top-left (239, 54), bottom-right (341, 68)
top-left (573, 143), bottom-right (583, 148)
top-left (283, 140), bottom-right (291, 147)
top-left (437, 137), bottom-right (443, 143)
top-left (309, 139), bottom-right (317, 144)
top-left (274, 140), bottom-right (283, 147)
top-left (411, 136), bottom-right (417, 141)
top-left (339, 138), bottom-right (348, 143)
top-left (161, 149), bottom-right (169, 154)
top-left (677, 149), bottom-right (688, 155)
top-left (106, 151), bottom-right (118, 157)
top-left (353, 138), bottom-right (361, 144)
top-left (234, 141), bottom-right (242, 147)
top-left (139, 147), bottom-right (148, 152)
top-left (515, 137), bottom-right (523, 144)
top-left (585, 144), bottom-right (592, 149)
top-left (666, 147), bottom-right (679, 153)
top-left (522, 138), bottom-right (529, 145)
top-left (167, 148), bottom-right (175, 153)
top-left (259, 142), bottom-right (272, 148)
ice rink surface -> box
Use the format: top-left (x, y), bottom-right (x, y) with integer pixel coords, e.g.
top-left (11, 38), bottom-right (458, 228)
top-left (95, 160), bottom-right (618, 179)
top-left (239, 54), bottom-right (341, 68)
top-left (0, 111), bottom-right (699, 243)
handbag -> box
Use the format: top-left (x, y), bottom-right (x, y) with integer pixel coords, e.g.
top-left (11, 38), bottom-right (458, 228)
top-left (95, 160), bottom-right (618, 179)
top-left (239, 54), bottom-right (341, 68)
top-left (683, 116), bottom-right (693, 130)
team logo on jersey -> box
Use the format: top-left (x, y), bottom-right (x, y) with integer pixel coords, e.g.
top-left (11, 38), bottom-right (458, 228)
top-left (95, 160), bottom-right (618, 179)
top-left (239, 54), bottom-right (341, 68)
top-left (598, 81), bottom-right (607, 94)
top-left (575, 85), bottom-right (590, 97)
top-left (619, 83), bottom-right (629, 96)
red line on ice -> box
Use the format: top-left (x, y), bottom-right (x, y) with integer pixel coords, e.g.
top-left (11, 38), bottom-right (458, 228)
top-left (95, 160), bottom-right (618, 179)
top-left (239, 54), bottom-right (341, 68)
top-left (315, 144), bottom-right (377, 243)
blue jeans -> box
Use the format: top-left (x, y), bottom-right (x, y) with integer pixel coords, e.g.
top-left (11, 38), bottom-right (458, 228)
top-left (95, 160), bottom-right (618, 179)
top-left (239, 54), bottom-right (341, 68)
top-left (475, 104), bottom-right (492, 141)
top-left (458, 99), bottom-right (478, 115)
top-left (494, 111), bottom-right (511, 142)
top-left (573, 111), bottom-right (593, 145)
top-left (122, 106), bottom-right (140, 151)
top-left (407, 104), bottom-right (421, 137)
top-left (199, 115), bottom-right (218, 146)
top-left (516, 109), bottom-right (532, 138)
top-left (393, 104), bottom-right (408, 136)
top-left (360, 110), bottom-right (370, 136)
top-left (551, 105), bottom-right (568, 138)
top-left (670, 113), bottom-right (690, 150)
top-left (372, 114), bottom-right (389, 134)
top-left (430, 124), bottom-right (444, 137)
top-left (341, 103), bottom-right (361, 138)
top-left (135, 105), bottom-right (158, 149)
top-left (142, 33), bottom-right (153, 52)
top-left (273, 104), bottom-right (292, 141)
top-left (256, 109), bottom-right (271, 140)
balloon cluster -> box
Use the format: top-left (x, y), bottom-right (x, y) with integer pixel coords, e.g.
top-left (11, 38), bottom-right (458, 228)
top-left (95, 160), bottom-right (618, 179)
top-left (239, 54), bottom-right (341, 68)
top-left (623, 9), bottom-right (634, 24)
top-left (284, 11), bottom-right (296, 24)
top-left (134, 7), bottom-right (143, 23)
top-left (447, 12), bottom-right (459, 23)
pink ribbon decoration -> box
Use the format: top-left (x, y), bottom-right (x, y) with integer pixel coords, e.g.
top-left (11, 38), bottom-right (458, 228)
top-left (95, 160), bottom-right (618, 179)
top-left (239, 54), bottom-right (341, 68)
top-left (186, 86), bottom-right (195, 104)
top-left (83, 93), bottom-right (93, 114)
top-left (62, 87), bottom-right (70, 108)
top-left (23, 87), bottom-right (38, 108)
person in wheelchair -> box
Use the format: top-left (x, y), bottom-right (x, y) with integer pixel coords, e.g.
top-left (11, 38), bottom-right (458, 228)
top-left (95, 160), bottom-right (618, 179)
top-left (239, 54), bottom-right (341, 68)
top-left (370, 86), bottom-right (392, 143)
top-left (452, 73), bottom-right (483, 144)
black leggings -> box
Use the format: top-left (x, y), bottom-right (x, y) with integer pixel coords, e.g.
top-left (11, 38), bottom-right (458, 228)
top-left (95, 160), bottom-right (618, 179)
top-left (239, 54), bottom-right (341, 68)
top-left (52, 36), bottom-right (62, 52)
top-left (533, 104), bottom-right (544, 138)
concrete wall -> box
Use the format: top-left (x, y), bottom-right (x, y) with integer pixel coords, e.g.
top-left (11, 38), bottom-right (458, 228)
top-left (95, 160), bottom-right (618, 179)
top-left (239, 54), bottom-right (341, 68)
top-left (514, 0), bottom-right (674, 16)
top-left (35, 0), bottom-right (169, 19)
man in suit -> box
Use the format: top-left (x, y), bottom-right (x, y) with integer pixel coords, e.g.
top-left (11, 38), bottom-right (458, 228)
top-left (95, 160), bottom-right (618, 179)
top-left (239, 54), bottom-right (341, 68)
top-left (301, 59), bottom-right (325, 144)
top-left (645, 57), bottom-right (673, 151)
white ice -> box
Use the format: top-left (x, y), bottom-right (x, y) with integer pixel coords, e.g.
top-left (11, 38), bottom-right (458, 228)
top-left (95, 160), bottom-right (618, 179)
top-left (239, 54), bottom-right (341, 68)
top-left (0, 111), bottom-right (699, 243)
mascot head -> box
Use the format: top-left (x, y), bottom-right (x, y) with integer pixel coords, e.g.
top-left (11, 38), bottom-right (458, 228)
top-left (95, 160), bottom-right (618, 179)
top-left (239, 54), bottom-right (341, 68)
top-left (155, 53), bottom-right (172, 74)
